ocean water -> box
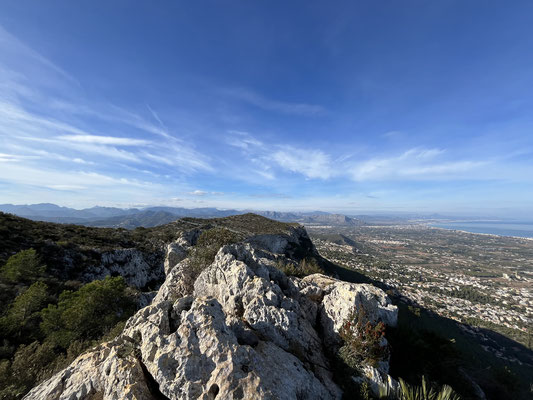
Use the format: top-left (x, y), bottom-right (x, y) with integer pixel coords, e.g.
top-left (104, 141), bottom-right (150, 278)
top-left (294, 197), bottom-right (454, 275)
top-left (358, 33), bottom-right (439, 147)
top-left (430, 221), bottom-right (533, 239)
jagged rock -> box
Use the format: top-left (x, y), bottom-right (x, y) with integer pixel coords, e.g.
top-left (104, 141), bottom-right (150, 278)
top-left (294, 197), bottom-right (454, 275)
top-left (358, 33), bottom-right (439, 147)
top-left (164, 229), bottom-right (201, 275)
top-left (119, 296), bottom-right (338, 400)
top-left (153, 259), bottom-right (196, 304)
top-left (163, 242), bottom-right (188, 276)
top-left (23, 337), bottom-right (154, 400)
top-left (26, 229), bottom-right (399, 400)
top-left (82, 249), bottom-right (164, 289)
top-left (245, 225), bottom-right (316, 260)
top-left (137, 291), bottom-right (157, 308)
top-left (193, 245), bottom-right (333, 386)
top-left (303, 274), bottom-right (398, 353)
top-left (352, 365), bottom-right (400, 397)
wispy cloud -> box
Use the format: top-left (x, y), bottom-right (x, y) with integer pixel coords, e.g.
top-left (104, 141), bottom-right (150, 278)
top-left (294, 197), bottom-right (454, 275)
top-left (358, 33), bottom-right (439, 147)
top-left (187, 190), bottom-right (224, 196)
top-left (350, 148), bottom-right (486, 181)
top-left (223, 131), bottom-right (496, 184)
top-left (188, 190), bottom-right (208, 196)
top-left (57, 134), bottom-right (150, 146)
top-left (146, 103), bottom-right (168, 131)
top-left (0, 25), bottom-right (80, 87)
top-left (249, 193), bottom-right (292, 199)
top-left (226, 130), bottom-right (265, 150)
top-left (46, 184), bottom-right (87, 191)
top-left (225, 88), bottom-right (326, 116)
top-left (0, 23), bottom-right (212, 195)
top-left (272, 147), bottom-right (334, 179)
top-left (0, 153), bottom-right (39, 162)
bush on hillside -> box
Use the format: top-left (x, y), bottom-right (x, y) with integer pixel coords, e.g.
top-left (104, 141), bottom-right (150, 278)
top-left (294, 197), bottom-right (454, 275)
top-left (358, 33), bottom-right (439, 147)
top-left (188, 228), bottom-right (240, 278)
top-left (40, 276), bottom-right (136, 350)
top-left (0, 249), bottom-right (46, 283)
top-left (0, 281), bottom-right (49, 341)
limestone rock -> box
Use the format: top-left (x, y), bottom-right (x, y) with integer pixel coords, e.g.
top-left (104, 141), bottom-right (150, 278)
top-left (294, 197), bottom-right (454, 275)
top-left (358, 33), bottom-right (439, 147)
top-left (352, 365), bottom-right (399, 397)
top-left (26, 230), bottom-right (399, 400)
top-left (82, 249), bottom-right (164, 289)
top-left (303, 275), bottom-right (398, 351)
top-left (23, 337), bottom-right (153, 400)
top-left (153, 259), bottom-right (196, 304)
top-left (164, 229), bottom-right (201, 275)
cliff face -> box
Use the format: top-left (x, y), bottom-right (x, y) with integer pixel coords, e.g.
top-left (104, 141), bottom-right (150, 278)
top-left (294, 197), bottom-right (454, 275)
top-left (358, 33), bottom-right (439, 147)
top-left (24, 225), bottom-right (397, 400)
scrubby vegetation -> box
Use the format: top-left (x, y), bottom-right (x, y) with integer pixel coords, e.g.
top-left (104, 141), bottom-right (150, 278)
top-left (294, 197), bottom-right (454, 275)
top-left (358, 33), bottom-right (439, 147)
top-left (0, 249), bottom-right (46, 283)
top-left (379, 376), bottom-right (461, 400)
top-left (40, 277), bottom-right (136, 350)
top-left (338, 308), bottom-right (389, 369)
top-left (188, 227), bottom-right (240, 278)
top-left (276, 257), bottom-right (324, 278)
top-left (332, 307), bottom-right (462, 400)
top-left (184, 213), bottom-right (297, 236)
top-left (0, 248), bottom-right (136, 399)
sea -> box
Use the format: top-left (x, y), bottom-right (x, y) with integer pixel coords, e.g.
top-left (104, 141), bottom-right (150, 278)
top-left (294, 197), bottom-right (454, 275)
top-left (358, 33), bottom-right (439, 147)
top-left (430, 221), bottom-right (533, 239)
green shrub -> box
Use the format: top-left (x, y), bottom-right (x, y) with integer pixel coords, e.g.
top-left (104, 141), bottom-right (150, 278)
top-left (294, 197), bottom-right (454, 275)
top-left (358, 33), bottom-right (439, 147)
top-left (0, 281), bottom-right (49, 341)
top-left (40, 276), bottom-right (135, 350)
top-left (0, 249), bottom-right (46, 283)
top-left (5, 341), bottom-right (57, 397)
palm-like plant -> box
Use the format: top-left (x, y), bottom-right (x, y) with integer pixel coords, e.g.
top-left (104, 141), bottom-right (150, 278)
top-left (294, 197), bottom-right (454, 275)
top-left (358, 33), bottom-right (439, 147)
top-left (379, 376), bottom-right (461, 400)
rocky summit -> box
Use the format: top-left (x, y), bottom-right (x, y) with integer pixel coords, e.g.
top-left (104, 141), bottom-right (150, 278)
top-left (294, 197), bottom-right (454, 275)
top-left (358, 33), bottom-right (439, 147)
top-left (23, 219), bottom-right (398, 400)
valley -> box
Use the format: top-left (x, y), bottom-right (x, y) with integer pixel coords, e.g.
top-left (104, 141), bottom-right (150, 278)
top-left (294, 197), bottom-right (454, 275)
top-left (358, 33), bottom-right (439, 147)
top-left (308, 224), bottom-right (533, 349)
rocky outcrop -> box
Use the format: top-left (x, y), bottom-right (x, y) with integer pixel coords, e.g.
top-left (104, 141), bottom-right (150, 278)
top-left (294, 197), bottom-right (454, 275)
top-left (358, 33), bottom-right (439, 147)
top-left (22, 336), bottom-right (155, 400)
top-left (24, 229), bottom-right (398, 400)
top-left (301, 275), bottom-right (398, 361)
top-left (81, 249), bottom-right (165, 289)
top-left (164, 229), bottom-right (201, 275)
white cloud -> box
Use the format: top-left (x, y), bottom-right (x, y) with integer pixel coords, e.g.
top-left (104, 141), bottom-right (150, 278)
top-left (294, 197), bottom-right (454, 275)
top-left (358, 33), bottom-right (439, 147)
top-left (57, 134), bottom-right (150, 146)
top-left (0, 164), bottom-right (155, 190)
top-left (272, 147), bottom-right (333, 179)
top-left (188, 190), bottom-right (208, 196)
top-left (0, 25), bottom-right (213, 185)
top-left (46, 184), bottom-right (87, 191)
top-left (0, 24), bottom-right (80, 87)
top-left (187, 190), bottom-right (224, 196)
top-left (350, 148), bottom-right (485, 181)
top-left (0, 153), bottom-right (39, 162)
top-left (226, 130), bottom-right (264, 150)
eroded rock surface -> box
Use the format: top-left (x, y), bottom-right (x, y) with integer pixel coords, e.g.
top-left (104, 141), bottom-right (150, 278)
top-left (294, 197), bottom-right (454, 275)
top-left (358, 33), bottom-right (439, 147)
top-left (25, 228), bottom-right (398, 400)
top-left (82, 249), bottom-right (164, 289)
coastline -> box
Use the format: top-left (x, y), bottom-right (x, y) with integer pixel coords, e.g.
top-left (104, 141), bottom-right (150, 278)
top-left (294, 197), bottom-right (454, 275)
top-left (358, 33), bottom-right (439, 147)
top-left (428, 224), bottom-right (533, 241)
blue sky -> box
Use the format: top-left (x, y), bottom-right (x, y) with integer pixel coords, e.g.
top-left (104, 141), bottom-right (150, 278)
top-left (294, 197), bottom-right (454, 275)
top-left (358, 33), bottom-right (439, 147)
top-left (1, 1), bottom-right (533, 217)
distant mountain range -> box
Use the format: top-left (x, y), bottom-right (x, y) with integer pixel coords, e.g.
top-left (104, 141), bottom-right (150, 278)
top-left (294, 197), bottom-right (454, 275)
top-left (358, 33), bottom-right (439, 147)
top-left (0, 203), bottom-right (366, 228)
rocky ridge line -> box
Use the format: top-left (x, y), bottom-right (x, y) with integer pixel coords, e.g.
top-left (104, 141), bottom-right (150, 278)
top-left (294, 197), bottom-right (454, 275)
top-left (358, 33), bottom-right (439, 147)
top-left (24, 225), bottom-right (398, 400)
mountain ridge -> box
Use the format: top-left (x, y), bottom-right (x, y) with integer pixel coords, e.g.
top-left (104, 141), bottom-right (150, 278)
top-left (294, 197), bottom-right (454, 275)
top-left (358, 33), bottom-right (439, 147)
top-left (0, 203), bottom-right (366, 228)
